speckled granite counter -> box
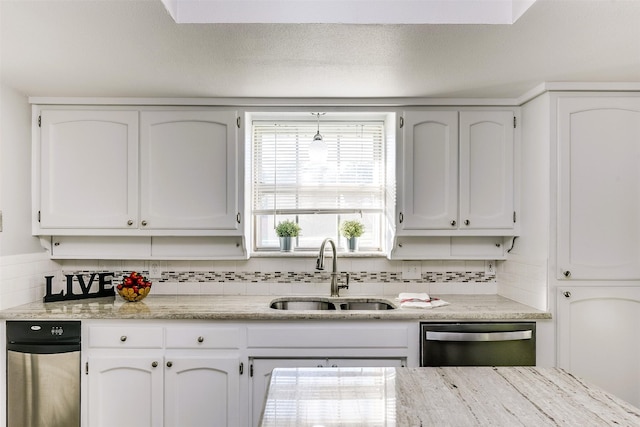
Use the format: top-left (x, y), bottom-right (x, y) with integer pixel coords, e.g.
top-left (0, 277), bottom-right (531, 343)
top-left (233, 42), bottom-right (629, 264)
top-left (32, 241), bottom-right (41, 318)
top-left (0, 294), bottom-right (550, 321)
top-left (261, 367), bottom-right (640, 426)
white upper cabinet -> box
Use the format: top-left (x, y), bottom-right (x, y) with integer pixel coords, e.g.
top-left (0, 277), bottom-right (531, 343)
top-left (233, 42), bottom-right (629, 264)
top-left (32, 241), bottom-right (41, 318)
top-left (557, 96), bottom-right (640, 280)
top-left (459, 111), bottom-right (515, 229)
top-left (399, 111), bottom-right (458, 230)
top-left (35, 108), bottom-right (241, 237)
top-left (140, 110), bottom-right (239, 231)
top-left (398, 110), bottom-right (516, 236)
top-left (39, 110), bottom-right (139, 229)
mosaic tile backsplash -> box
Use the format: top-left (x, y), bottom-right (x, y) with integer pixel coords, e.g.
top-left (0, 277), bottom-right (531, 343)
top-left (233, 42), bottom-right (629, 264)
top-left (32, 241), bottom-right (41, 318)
top-left (66, 270), bottom-right (496, 284)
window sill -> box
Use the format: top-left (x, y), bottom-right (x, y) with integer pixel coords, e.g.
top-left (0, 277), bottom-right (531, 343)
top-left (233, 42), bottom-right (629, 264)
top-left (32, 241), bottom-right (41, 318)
top-left (249, 251), bottom-right (387, 258)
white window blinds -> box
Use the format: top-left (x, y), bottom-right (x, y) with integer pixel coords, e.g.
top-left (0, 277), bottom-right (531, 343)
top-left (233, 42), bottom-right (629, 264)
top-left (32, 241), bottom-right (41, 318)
top-left (252, 121), bottom-right (386, 215)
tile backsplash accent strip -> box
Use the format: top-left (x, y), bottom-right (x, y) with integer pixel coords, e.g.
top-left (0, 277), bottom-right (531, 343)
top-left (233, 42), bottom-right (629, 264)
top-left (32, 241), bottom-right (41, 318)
top-left (67, 270), bottom-right (496, 284)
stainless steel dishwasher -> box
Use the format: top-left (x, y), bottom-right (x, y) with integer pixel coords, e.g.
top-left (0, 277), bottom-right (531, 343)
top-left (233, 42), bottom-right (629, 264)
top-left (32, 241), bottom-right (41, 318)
top-left (420, 322), bottom-right (536, 366)
top-left (7, 320), bottom-right (81, 427)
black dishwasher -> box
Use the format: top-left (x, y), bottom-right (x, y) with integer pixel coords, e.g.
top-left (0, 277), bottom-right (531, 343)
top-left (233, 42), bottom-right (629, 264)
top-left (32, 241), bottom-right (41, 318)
top-left (420, 322), bottom-right (536, 366)
top-left (6, 320), bottom-right (81, 427)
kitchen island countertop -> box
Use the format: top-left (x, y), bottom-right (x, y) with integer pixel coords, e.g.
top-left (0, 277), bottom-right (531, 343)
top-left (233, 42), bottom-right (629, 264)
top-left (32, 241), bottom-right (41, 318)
top-left (0, 294), bottom-right (550, 321)
top-left (261, 366), bottom-right (640, 426)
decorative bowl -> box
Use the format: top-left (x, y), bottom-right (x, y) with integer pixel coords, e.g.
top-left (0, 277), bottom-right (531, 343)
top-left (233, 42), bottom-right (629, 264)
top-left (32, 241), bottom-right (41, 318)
top-left (116, 272), bottom-right (152, 302)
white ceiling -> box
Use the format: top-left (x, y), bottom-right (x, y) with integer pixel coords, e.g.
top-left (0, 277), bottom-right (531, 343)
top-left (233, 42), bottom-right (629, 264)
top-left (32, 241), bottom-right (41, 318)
top-left (1, 0), bottom-right (639, 99)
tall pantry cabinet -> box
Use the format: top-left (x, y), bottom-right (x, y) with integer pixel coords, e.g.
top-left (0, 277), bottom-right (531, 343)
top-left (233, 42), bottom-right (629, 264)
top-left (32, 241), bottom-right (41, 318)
top-left (546, 92), bottom-right (640, 408)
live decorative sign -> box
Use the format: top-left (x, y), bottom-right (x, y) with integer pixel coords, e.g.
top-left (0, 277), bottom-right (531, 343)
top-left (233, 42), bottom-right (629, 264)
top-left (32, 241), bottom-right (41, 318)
top-left (44, 272), bottom-right (115, 303)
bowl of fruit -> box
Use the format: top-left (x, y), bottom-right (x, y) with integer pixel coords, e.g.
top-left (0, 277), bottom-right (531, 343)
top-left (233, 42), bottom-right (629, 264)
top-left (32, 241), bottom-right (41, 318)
top-left (116, 272), bottom-right (152, 302)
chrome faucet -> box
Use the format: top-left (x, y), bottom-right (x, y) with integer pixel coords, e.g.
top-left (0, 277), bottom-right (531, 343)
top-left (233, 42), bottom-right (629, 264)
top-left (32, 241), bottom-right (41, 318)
top-left (316, 237), bottom-right (349, 297)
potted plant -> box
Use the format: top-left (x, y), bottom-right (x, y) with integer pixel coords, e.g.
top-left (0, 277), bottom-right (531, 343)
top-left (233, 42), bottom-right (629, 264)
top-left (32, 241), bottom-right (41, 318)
top-left (340, 219), bottom-right (365, 252)
top-left (275, 220), bottom-right (301, 252)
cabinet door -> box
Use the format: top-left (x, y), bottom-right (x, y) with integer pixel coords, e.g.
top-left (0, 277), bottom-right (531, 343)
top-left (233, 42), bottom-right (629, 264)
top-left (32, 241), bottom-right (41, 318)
top-left (39, 110), bottom-right (138, 229)
top-left (87, 355), bottom-right (163, 427)
top-left (459, 111), bottom-right (514, 229)
top-left (164, 356), bottom-right (241, 427)
top-left (557, 287), bottom-right (640, 408)
top-left (249, 357), bottom-right (406, 426)
top-left (557, 97), bottom-right (640, 280)
top-left (140, 110), bottom-right (239, 231)
top-left (250, 358), bottom-right (325, 427)
top-left (399, 111), bottom-right (458, 231)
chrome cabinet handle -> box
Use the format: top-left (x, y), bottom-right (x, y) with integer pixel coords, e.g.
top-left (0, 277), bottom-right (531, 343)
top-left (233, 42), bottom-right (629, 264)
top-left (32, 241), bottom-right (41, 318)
top-left (563, 270), bottom-right (571, 278)
top-left (563, 291), bottom-right (571, 298)
top-left (166, 361), bottom-right (173, 368)
top-left (399, 212), bottom-right (404, 224)
top-left (450, 220), bottom-right (456, 226)
top-left (152, 361), bottom-right (158, 368)
top-left (120, 336), bottom-right (127, 342)
top-left (197, 336), bottom-right (204, 343)
top-left (464, 219), bottom-right (470, 226)
top-left (141, 220), bottom-right (148, 226)
top-left (127, 220), bottom-right (133, 226)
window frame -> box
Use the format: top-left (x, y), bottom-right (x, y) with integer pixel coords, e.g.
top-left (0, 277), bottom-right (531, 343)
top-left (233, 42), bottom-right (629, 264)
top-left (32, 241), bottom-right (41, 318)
top-left (249, 112), bottom-right (392, 253)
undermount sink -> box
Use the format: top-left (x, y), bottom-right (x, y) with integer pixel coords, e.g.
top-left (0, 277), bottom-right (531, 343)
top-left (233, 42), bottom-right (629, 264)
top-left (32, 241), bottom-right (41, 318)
top-left (269, 299), bottom-right (335, 311)
top-left (269, 297), bottom-right (396, 311)
top-left (337, 301), bottom-right (395, 310)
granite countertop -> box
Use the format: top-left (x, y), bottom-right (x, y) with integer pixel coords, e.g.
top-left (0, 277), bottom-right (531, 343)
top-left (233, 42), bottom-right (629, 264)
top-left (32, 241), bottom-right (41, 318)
top-left (261, 367), bottom-right (640, 426)
top-left (0, 294), bottom-right (551, 321)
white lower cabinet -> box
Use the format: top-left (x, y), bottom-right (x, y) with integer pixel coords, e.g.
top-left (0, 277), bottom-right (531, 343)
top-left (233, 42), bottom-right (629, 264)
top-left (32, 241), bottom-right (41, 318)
top-left (249, 357), bottom-right (406, 427)
top-left (87, 354), bottom-right (164, 427)
top-left (164, 356), bottom-right (241, 427)
top-left (557, 287), bottom-right (640, 408)
top-left (85, 323), bottom-right (243, 427)
top-left (246, 321), bottom-right (415, 427)
top-left (84, 320), bottom-right (415, 427)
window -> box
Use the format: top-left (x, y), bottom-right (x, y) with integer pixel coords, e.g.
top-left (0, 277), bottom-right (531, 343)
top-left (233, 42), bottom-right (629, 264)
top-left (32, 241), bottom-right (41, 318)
top-left (252, 114), bottom-right (389, 252)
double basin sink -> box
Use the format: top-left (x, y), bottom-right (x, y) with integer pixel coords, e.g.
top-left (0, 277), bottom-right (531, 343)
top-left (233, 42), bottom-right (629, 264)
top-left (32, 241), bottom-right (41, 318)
top-left (270, 296), bottom-right (396, 311)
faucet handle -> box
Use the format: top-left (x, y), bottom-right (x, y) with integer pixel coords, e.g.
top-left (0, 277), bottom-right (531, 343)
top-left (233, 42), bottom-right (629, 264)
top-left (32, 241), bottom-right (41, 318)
top-left (339, 273), bottom-right (350, 290)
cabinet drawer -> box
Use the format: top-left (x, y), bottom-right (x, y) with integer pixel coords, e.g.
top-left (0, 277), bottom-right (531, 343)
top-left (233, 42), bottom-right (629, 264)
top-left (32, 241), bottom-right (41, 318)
top-left (247, 324), bottom-right (409, 348)
top-left (88, 326), bottom-right (163, 348)
top-left (165, 327), bottom-right (242, 349)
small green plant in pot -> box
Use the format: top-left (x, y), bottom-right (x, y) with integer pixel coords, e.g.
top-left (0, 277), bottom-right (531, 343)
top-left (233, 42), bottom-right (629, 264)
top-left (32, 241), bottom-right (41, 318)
top-left (275, 220), bottom-right (301, 252)
top-left (340, 219), bottom-right (365, 252)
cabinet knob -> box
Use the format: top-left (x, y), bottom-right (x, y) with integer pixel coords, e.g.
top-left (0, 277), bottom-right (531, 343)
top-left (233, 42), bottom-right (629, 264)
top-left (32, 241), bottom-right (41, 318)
top-left (197, 336), bottom-right (204, 343)
top-left (120, 336), bottom-right (127, 342)
top-left (563, 291), bottom-right (572, 298)
top-left (563, 270), bottom-right (571, 278)
top-left (141, 220), bottom-right (148, 226)
top-left (166, 361), bottom-right (173, 368)
top-left (127, 220), bottom-right (133, 226)
top-left (464, 219), bottom-right (470, 226)
top-left (450, 220), bottom-right (456, 226)
top-left (151, 361), bottom-right (158, 368)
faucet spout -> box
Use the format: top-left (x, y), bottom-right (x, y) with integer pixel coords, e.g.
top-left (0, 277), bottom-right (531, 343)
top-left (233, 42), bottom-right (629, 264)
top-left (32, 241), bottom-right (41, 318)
top-left (316, 238), bottom-right (347, 297)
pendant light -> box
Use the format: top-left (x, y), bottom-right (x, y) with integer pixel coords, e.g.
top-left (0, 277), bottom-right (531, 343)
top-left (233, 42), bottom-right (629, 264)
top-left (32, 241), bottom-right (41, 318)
top-left (313, 112), bottom-right (324, 142)
top-left (309, 112), bottom-right (328, 163)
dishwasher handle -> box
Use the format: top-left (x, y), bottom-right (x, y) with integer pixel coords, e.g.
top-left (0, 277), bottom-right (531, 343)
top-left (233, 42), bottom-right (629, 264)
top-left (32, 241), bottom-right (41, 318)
top-left (425, 330), bottom-right (533, 342)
